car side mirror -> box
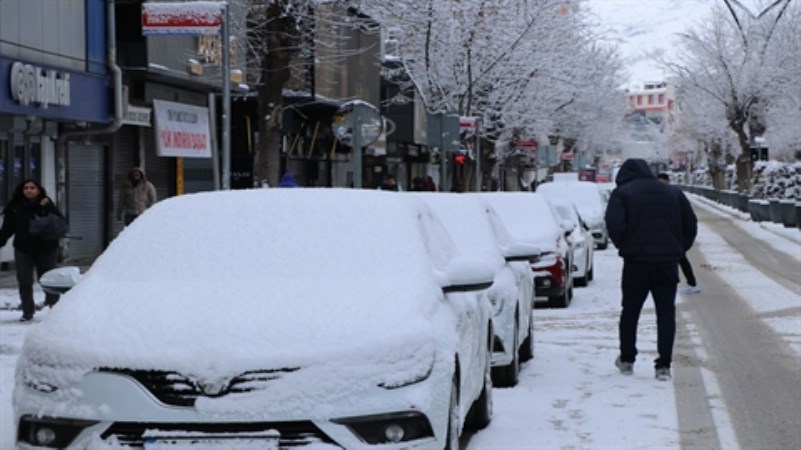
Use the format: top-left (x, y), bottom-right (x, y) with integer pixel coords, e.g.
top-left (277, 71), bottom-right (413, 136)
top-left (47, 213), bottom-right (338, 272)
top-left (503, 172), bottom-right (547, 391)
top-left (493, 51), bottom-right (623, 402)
top-left (502, 241), bottom-right (541, 262)
top-left (441, 257), bottom-right (495, 293)
top-left (39, 266), bottom-right (81, 295)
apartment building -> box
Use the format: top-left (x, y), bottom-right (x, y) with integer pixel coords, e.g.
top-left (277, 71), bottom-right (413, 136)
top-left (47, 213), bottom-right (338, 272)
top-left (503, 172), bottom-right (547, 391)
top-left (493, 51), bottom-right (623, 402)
top-left (624, 81), bottom-right (676, 140)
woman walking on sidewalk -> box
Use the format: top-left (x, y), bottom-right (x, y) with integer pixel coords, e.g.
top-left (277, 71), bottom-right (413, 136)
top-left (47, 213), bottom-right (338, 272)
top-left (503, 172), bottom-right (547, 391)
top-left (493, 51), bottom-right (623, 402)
top-left (0, 179), bottom-right (65, 322)
top-left (658, 173), bottom-right (701, 294)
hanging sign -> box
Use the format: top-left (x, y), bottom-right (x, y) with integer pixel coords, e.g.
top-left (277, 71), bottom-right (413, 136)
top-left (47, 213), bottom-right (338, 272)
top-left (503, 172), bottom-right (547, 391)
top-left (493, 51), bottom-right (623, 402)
top-left (153, 100), bottom-right (212, 158)
top-left (459, 116), bottom-right (478, 133)
top-left (142, 2), bottom-right (224, 36)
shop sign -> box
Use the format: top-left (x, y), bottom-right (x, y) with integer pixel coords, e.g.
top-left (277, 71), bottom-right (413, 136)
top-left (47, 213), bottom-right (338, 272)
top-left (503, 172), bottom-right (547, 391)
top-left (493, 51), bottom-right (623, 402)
top-left (459, 116), bottom-right (478, 133)
top-left (9, 62), bottom-right (71, 108)
top-left (153, 100), bottom-right (211, 158)
top-left (123, 105), bottom-right (152, 127)
top-left (142, 2), bottom-right (224, 35)
top-left (515, 139), bottom-right (537, 160)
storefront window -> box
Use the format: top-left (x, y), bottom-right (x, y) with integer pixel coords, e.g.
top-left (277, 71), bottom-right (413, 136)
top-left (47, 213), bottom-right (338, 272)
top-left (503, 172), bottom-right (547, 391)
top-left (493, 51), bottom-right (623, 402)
top-left (12, 142), bottom-right (40, 190)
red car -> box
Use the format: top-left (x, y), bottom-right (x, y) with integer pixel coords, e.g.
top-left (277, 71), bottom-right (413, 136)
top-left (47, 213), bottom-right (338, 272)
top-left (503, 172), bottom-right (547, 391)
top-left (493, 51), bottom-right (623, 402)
top-left (476, 192), bottom-right (576, 308)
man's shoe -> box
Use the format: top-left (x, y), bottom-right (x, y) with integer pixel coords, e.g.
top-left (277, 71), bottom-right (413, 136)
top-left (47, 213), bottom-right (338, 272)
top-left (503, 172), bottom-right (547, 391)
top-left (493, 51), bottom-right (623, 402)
top-left (655, 367), bottom-right (671, 381)
top-left (615, 356), bottom-right (633, 375)
top-left (680, 285), bottom-right (701, 294)
top-left (19, 315), bottom-right (33, 323)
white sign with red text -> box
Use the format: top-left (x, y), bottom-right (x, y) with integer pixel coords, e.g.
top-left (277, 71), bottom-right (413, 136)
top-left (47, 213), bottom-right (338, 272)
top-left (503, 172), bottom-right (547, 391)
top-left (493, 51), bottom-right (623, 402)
top-left (153, 100), bottom-right (212, 158)
top-left (141, 2), bottom-right (224, 36)
top-left (459, 116), bottom-right (478, 132)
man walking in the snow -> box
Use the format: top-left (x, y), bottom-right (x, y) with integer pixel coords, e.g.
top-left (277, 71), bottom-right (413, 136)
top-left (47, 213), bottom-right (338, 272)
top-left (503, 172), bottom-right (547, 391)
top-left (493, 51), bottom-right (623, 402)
top-left (604, 159), bottom-right (697, 381)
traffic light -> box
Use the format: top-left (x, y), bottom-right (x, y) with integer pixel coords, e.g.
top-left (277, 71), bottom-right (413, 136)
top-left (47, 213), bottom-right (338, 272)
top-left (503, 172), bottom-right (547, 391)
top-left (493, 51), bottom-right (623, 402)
top-left (454, 154), bottom-right (466, 165)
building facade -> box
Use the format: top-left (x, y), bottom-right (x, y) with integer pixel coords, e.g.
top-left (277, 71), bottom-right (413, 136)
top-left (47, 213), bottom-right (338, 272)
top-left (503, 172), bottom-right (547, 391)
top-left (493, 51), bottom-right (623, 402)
top-left (1, 0), bottom-right (111, 264)
top-left (2, 0), bottom-right (250, 265)
top-left (624, 81), bottom-right (676, 141)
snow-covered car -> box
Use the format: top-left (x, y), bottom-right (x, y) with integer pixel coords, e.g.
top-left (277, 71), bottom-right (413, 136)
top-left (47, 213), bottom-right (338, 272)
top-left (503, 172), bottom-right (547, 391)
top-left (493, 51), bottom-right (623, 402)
top-left (476, 192), bottom-right (575, 308)
top-left (550, 199), bottom-right (595, 287)
top-left (597, 182), bottom-right (616, 208)
top-left (536, 180), bottom-right (610, 250)
top-left (14, 189), bottom-right (496, 450)
top-left (416, 193), bottom-right (540, 387)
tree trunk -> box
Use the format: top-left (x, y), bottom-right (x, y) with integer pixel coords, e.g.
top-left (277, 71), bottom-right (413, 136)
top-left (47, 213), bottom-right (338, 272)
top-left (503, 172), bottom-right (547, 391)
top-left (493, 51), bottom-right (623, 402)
top-left (729, 110), bottom-right (753, 192)
top-left (735, 153), bottom-right (752, 193)
top-left (252, 2), bottom-right (301, 187)
top-left (255, 82), bottom-right (284, 187)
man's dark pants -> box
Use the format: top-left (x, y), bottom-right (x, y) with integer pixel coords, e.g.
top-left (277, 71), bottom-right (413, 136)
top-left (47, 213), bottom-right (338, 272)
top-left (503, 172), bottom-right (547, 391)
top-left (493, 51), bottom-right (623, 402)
top-left (619, 261), bottom-right (679, 369)
top-left (15, 248), bottom-right (59, 318)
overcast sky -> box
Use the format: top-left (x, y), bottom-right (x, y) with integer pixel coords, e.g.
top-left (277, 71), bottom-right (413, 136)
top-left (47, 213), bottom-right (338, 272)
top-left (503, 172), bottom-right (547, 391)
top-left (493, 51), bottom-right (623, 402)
top-left (585, 0), bottom-right (715, 90)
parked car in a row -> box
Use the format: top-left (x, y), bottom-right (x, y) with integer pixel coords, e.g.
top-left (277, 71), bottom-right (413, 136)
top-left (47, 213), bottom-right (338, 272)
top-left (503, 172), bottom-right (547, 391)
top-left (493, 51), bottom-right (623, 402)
top-left (16, 189), bottom-right (500, 449)
top-left (536, 179), bottom-right (610, 250)
top-left (415, 193), bottom-right (539, 387)
top-left (476, 192), bottom-right (576, 308)
top-left (550, 199), bottom-right (595, 287)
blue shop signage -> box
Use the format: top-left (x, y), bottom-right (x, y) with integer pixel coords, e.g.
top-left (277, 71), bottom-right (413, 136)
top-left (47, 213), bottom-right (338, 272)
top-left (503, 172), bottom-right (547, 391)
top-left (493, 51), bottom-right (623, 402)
top-left (0, 54), bottom-right (110, 124)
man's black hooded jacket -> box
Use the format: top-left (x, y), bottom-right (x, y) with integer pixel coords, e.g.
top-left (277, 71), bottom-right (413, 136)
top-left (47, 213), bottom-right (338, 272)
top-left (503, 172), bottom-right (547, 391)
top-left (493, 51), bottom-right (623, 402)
top-left (604, 159), bottom-right (697, 263)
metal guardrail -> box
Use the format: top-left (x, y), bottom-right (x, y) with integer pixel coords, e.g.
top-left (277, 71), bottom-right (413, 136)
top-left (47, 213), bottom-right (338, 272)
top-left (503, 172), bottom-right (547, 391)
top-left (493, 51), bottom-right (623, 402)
top-left (680, 185), bottom-right (801, 230)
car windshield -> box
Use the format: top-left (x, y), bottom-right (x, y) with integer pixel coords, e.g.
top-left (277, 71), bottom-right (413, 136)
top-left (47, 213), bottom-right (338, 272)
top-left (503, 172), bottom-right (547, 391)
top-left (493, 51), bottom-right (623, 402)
top-left (537, 182), bottom-right (603, 211)
top-left (475, 193), bottom-right (561, 245)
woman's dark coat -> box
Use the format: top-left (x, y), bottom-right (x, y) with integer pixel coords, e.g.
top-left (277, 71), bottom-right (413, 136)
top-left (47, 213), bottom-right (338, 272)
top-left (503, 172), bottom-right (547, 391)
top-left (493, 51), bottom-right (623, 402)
top-left (0, 198), bottom-right (65, 256)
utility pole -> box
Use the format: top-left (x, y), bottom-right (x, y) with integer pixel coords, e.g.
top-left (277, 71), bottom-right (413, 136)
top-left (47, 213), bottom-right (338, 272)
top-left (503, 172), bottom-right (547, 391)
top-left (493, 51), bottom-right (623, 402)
top-left (221, 3), bottom-right (231, 190)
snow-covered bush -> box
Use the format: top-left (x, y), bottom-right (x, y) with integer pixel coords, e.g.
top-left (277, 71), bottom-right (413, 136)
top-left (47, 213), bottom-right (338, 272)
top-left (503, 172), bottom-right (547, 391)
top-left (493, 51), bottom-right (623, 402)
top-left (681, 161), bottom-right (800, 200)
top-left (748, 161), bottom-right (800, 200)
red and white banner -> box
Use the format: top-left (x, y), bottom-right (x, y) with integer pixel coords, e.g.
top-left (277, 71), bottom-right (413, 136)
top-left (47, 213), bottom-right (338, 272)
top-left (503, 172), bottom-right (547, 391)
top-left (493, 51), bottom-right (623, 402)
top-left (153, 100), bottom-right (212, 158)
top-left (142, 2), bottom-right (224, 36)
top-left (459, 116), bottom-right (478, 132)
top-left (515, 140), bottom-right (537, 160)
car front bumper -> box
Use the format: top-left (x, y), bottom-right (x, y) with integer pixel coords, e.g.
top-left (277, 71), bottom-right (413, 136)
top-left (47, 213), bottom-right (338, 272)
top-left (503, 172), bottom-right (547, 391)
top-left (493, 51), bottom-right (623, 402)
top-left (534, 275), bottom-right (567, 298)
top-left (14, 369), bottom-right (450, 449)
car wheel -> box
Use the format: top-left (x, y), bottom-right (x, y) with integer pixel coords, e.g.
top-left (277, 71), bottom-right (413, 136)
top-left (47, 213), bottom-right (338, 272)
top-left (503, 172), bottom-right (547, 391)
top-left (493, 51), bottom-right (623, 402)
top-left (587, 264), bottom-right (594, 282)
top-left (491, 321), bottom-right (519, 388)
top-left (519, 321), bottom-right (534, 362)
top-left (444, 373), bottom-right (460, 450)
top-left (597, 238), bottom-right (609, 250)
top-left (465, 343), bottom-right (493, 430)
top-left (574, 274), bottom-right (588, 287)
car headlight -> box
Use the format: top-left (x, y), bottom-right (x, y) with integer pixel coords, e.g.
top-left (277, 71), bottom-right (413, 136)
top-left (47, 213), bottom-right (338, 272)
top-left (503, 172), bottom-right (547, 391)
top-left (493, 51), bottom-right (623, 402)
top-left (487, 293), bottom-right (505, 316)
top-left (377, 343), bottom-right (436, 389)
top-left (531, 253), bottom-right (558, 269)
top-left (20, 361), bottom-right (61, 393)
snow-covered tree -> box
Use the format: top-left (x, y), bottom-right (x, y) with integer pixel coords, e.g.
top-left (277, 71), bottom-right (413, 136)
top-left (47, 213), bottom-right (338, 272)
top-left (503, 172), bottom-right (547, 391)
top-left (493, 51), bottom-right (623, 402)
top-left (663, 0), bottom-right (799, 191)
top-left (357, 0), bottom-right (625, 189)
top-left (238, 0), bottom-right (375, 186)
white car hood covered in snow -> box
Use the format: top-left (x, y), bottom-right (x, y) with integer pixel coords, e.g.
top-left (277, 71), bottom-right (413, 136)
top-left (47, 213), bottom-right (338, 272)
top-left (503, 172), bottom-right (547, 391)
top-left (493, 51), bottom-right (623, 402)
top-left (21, 189), bottom-right (457, 377)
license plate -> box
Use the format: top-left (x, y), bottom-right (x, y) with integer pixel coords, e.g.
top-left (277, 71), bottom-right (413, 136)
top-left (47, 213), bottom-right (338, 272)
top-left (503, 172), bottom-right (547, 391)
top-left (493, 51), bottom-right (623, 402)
top-left (143, 438), bottom-right (278, 449)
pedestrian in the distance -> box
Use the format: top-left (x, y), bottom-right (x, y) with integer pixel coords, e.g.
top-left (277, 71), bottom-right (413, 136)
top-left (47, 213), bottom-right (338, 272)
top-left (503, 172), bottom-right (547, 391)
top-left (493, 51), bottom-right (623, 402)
top-left (658, 172), bottom-right (701, 294)
top-left (378, 174), bottom-right (402, 191)
top-left (410, 177), bottom-right (426, 191)
top-left (605, 159), bottom-right (697, 381)
top-left (423, 176), bottom-right (437, 191)
top-left (0, 179), bottom-right (66, 322)
top-left (116, 167), bottom-right (157, 226)
top-left (277, 172), bottom-right (299, 188)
